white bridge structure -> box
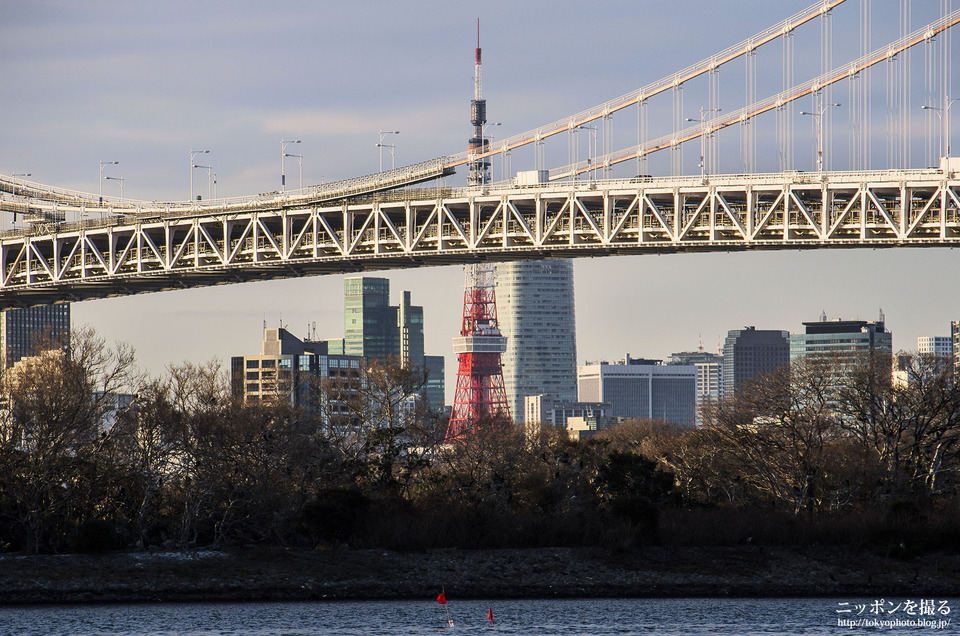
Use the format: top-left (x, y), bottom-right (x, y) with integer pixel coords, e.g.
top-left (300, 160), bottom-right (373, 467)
top-left (0, 0), bottom-right (958, 309)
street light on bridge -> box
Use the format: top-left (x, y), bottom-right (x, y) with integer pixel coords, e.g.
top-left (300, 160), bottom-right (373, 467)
top-left (99, 161), bottom-right (118, 205)
top-left (11, 173), bottom-right (30, 225)
top-left (193, 164), bottom-right (213, 201)
top-left (377, 130), bottom-right (399, 172)
top-left (922, 97), bottom-right (960, 160)
top-left (189, 150), bottom-right (209, 201)
top-left (281, 139), bottom-right (301, 191)
top-left (800, 103), bottom-right (841, 173)
top-left (104, 175), bottom-right (124, 205)
top-left (284, 152), bottom-right (303, 191)
top-left (686, 107), bottom-right (721, 180)
top-left (575, 124), bottom-right (598, 181)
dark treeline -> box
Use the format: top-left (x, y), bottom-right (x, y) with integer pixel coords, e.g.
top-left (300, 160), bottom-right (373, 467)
top-left (2, 329), bottom-right (960, 554)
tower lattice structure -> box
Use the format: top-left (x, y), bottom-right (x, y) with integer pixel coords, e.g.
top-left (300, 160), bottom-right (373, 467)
top-left (447, 263), bottom-right (510, 438)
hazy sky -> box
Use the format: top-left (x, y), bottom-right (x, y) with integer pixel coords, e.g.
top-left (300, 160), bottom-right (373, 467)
top-left (2, 1), bottom-right (958, 400)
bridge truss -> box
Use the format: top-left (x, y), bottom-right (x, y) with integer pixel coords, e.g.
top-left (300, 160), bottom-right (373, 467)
top-left (2, 168), bottom-right (958, 308)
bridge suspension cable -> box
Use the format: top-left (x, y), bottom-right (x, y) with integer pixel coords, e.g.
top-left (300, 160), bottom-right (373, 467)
top-left (547, 7), bottom-right (960, 180)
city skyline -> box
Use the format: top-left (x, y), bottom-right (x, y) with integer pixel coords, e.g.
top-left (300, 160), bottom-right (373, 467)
top-left (2, 2), bottom-right (958, 400)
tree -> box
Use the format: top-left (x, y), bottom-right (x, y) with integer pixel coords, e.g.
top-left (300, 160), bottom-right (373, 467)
top-left (0, 327), bottom-right (136, 552)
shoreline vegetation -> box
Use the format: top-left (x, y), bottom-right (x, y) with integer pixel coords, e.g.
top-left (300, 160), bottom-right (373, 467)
top-left (3, 545), bottom-right (960, 605)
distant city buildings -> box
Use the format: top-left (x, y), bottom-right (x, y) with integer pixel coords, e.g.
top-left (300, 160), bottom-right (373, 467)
top-left (343, 276), bottom-right (444, 411)
top-left (523, 394), bottom-right (609, 430)
top-left (231, 327), bottom-right (363, 423)
top-left (577, 355), bottom-right (697, 427)
top-left (496, 260), bottom-right (578, 421)
top-left (0, 304), bottom-right (70, 370)
top-left (721, 327), bottom-right (790, 397)
top-left (233, 277), bottom-right (445, 416)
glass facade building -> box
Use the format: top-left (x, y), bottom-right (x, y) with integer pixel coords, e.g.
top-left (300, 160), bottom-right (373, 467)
top-left (1, 304), bottom-right (71, 369)
top-left (495, 260), bottom-right (578, 420)
top-left (789, 317), bottom-right (892, 365)
top-left (344, 277), bottom-right (397, 360)
top-left (341, 277), bottom-right (444, 411)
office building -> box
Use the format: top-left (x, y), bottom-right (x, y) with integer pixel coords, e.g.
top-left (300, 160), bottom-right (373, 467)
top-left (577, 356), bottom-right (697, 427)
top-left (524, 394), bottom-right (609, 429)
top-left (231, 327), bottom-right (363, 423)
top-left (953, 321), bottom-right (960, 373)
top-left (496, 260), bottom-right (578, 419)
top-left (399, 291), bottom-right (424, 368)
top-left (341, 277), bottom-right (444, 410)
top-left (344, 277), bottom-right (397, 360)
top-left (423, 355), bottom-right (445, 413)
top-left (566, 414), bottom-right (628, 440)
top-left (0, 304), bottom-right (70, 370)
top-left (917, 336), bottom-right (952, 358)
top-left (789, 314), bottom-right (893, 365)
top-left (669, 350), bottom-right (722, 426)
top-left (722, 327), bottom-right (790, 397)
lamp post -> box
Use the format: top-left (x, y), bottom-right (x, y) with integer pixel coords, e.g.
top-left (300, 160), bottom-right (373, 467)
top-left (281, 139), bottom-right (301, 191)
top-left (284, 153), bottom-right (302, 190)
top-left (799, 103), bottom-right (840, 172)
top-left (922, 98), bottom-right (960, 159)
top-left (377, 130), bottom-right (399, 172)
top-left (193, 164), bottom-right (213, 201)
top-left (104, 175), bottom-right (124, 205)
top-left (189, 150), bottom-right (209, 201)
top-left (11, 173), bottom-right (30, 198)
top-left (11, 173), bottom-right (30, 225)
top-left (575, 125), bottom-right (598, 181)
top-left (685, 107), bottom-right (721, 179)
top-left (99, 161), bottom-right (118, 204)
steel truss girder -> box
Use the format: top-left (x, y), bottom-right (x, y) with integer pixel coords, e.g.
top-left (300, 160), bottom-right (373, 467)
top-left (1, 171), bottom-right (958, 308)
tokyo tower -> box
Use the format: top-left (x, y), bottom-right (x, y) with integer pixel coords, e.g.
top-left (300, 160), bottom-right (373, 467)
top-left (447, 263), bottom-right (510, 439)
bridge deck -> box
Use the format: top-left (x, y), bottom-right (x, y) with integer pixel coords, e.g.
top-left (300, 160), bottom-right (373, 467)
top-left (0, 169), bottom-right (957, 309)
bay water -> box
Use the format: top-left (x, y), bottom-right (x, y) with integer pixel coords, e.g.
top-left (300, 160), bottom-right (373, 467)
top-left (0, 597), bottom-right (955, 635)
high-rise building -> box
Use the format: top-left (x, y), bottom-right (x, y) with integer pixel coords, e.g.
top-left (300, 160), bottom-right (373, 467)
top-left (669, 350), bottom-right (722, 426)
top-left (341, 277), bottom-right (444, 411)
top-left (399, 290), bottom-right (425, 368)
top-left (577, 356), bottom-right (697, 427)
top-left (0, 304), bottom-right (71, 370)
top-left (344, 277), bottom-right (397, 360)
top-left (789, 314), bottom-right (892, 365)
top-left (722, 327), bottom-right (790, 397)
top-left (423, 355), bottom-right (446, 413)
top-left (495, 260), bottom-right (578, 420)
top-left (918, 336), bottom-right (952, 358)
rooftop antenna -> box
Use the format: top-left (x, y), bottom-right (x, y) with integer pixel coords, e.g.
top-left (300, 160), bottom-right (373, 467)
top-left (467, 18), bottom-right (489, 186)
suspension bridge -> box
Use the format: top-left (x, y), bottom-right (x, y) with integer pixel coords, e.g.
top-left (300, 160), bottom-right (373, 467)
top-left (0, 0), bottom-right (957, 309)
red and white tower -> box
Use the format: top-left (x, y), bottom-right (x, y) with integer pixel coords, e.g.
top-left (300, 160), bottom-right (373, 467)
top-left (447, 263), bottom-right (510, 439)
